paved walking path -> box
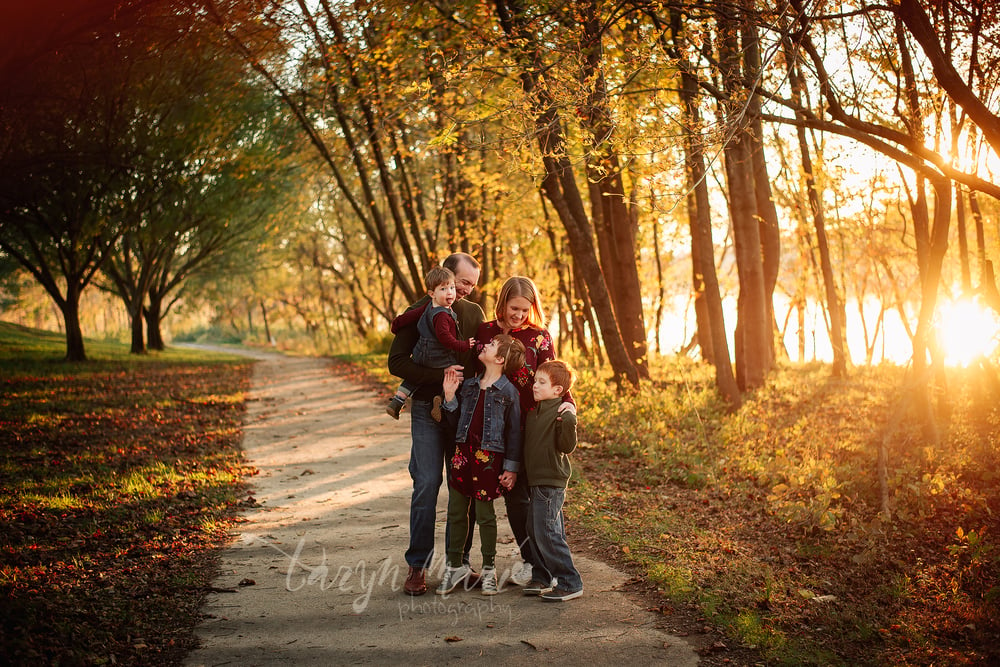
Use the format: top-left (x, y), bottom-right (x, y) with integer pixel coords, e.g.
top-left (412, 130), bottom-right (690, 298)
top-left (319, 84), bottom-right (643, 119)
top-left (183, 349), bottom-right (699, 666)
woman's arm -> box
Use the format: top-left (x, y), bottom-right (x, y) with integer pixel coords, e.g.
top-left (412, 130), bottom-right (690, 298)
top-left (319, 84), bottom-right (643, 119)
top-left (556, 410), bottom-right (578, 453)
top-left (502, 390), bottom-right (523, 472)
top-left (533, 328), bottom-right (576, 407)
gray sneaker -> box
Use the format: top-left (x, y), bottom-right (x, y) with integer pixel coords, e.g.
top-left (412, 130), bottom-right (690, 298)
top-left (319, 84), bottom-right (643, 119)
top-left (480, 567), bottom-right (498, 595)
top-left (541, 587), bottom-right (583, 602)
top-left (509, 561), bottom-right (532, 586)
top-left (435, 565), bottom-right (470, 595)
top-left (522, 579), bottom-right (554, 595)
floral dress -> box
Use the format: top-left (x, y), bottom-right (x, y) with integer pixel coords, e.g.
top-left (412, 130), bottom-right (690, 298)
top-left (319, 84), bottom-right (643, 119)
top-left (448, 389), bottom-right (504, 502)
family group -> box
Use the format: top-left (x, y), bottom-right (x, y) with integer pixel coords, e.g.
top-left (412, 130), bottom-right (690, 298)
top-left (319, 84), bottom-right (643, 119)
top-left (386, 253), bottom-right (583, 602)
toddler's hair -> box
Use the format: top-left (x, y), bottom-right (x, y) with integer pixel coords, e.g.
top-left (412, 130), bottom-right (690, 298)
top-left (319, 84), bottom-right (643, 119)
top-left (537, 359), bottom-right (575, 395)
top-left (492, 333), bottom-right (526, 377)
top-left (424, 266), bottom-right (455, 292)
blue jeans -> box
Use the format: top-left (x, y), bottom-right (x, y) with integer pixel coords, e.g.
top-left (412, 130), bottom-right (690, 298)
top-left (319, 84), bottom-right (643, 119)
top-left (527, 485), bottom-right (582, 592)
top-left (405, 398), bottom-right (473, 569)
top-left (505, 473), bottom-right (535, 565)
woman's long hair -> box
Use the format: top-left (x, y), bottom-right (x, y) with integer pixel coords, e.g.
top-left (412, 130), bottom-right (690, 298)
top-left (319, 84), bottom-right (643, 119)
top-left (494, 276), bottom-right (546, 330)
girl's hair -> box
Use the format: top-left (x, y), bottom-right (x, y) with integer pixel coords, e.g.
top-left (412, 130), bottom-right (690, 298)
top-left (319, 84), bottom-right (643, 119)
top-left (493, 333), bottom-right (526, 377)
top-left (537, 359), bottom-right (575, 395)
top-left (424, 266), bottom-right (455, 292)
top-left (494, 276), bottom-right (546, 329)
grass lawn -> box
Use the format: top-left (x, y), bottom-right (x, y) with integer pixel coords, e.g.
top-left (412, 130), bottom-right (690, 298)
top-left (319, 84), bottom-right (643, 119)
top-left (0, 322), bottom-right (254, 665)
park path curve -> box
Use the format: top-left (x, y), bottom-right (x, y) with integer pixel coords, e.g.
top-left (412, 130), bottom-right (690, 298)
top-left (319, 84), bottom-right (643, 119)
top-left (183, 348), bottom-right (700, 666)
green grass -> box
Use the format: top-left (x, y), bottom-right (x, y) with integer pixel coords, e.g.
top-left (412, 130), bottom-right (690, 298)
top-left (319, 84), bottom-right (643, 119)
top-left (0, 322), bottom-right (254, 666)
top-left (566, 356), bottom-right (1000, 665)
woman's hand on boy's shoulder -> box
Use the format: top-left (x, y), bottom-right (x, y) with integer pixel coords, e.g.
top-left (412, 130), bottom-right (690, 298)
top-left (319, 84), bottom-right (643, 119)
top-left (556, 401), bottom-right (576, 416)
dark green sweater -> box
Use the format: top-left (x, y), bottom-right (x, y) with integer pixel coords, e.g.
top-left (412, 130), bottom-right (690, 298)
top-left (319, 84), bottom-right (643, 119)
top-left (524, 397), bottom-right (578, 488)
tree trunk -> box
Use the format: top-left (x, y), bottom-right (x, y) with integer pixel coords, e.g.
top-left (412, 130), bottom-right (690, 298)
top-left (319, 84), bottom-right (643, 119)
top-left (577, 0), bottom-right (648, 376)
top-left (671, 11), bottom-right (740, 408)
top-left (61, 286), bottom-right (87, 362)
top-left (494, 0), bottom-right (638, 386)
top-left (718, 4), bottom-right (768, 391)
top-left (652, 215), bottom-right (670, 357)
top-left (261, 298), bottom-right (272, 344)
top-left (744, 16), bottom-right (780, 369)
top-left (145, 299), bottom-right (165, 351)
top-left (787, 54), bottom-right (848, 376)
top-left (910, 177), bottom-right (952, 444)
top-left (956, 183), bottom-right (971, 292)
top-left (130, 304), bottom-right (146, 355)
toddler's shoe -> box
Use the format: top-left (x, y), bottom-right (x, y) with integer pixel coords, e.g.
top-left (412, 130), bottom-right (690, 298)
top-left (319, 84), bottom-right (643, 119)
top-left (430, 394), bottom-right (444, 422)
top-left (386, 396), bottom-right (404, 419)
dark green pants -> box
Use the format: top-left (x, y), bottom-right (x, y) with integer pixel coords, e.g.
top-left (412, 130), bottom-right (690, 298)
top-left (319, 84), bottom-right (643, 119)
top-left (446, 487), bottom-right (497, 568)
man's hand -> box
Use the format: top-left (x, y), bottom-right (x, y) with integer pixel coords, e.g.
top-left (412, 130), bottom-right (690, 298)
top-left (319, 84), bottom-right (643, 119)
top-left (499, 471), bottom-right (516, 490)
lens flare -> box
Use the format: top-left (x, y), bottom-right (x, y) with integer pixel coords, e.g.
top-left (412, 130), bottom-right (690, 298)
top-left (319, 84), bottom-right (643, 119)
top-left (936, 298), bottom-right (1000, 367)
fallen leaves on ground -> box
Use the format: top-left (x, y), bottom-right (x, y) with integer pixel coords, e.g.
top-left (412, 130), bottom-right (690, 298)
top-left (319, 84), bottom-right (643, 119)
top-left (0, 359), bottom-right (254, 666)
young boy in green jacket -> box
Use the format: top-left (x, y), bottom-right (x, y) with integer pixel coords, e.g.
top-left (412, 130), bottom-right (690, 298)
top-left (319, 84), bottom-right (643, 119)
top-left (522, 359), bottom-right (583, 601)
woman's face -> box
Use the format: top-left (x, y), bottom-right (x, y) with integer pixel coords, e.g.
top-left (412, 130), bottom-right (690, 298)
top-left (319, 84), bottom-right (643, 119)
top-left (502, 296), bottom-right (532, 330)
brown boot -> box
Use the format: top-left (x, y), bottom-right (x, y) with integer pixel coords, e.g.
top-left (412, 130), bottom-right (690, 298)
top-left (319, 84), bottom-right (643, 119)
top-left (404, 566), bottom-right (427, 596)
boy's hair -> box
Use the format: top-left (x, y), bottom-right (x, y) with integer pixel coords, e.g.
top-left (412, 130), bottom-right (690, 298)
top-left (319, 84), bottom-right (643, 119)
top-left (494, 276), bottom-right (546, 329)
top-left (537, 359), bottom-right (575, 396)
top-left (424, 266), bottom-right (455, 292)
top-left (493, 333), bottom-right (526, 377)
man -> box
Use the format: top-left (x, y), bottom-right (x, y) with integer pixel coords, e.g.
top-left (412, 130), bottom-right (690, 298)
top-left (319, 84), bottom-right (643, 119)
top-left (388, 252), bottom-right (485, 595)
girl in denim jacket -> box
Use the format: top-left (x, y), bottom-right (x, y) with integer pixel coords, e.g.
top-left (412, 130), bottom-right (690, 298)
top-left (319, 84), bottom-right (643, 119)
top-left (435, 334), bottom-right (525, 596)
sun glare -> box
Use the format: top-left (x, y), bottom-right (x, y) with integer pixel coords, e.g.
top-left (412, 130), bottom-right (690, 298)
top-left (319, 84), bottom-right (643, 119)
top-left (937, 298), bottom-right (1000, 367)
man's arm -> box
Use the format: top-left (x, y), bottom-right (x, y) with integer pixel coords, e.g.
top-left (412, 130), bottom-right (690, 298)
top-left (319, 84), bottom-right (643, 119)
top-left (387, 296), bottom-right (443, 386)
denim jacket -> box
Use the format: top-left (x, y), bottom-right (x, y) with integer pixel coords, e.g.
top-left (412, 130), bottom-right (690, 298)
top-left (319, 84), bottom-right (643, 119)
top-left (443, 374), bottom-right (522, 473)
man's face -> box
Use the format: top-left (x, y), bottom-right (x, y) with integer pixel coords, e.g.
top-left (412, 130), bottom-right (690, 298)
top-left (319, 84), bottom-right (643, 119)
top-left (452, 262), bottom-right (480, 300)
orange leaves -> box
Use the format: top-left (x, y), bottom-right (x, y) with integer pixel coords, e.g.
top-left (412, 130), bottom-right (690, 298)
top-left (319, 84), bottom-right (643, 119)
top-left (1, 359), bottom-right (253, 664)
